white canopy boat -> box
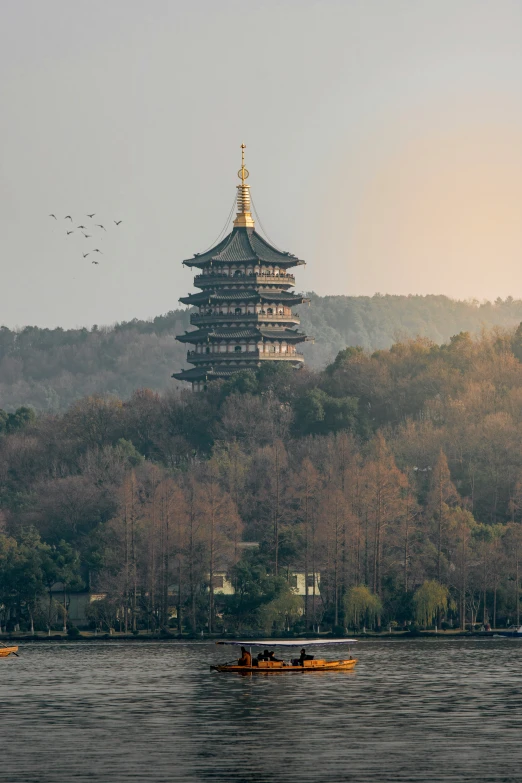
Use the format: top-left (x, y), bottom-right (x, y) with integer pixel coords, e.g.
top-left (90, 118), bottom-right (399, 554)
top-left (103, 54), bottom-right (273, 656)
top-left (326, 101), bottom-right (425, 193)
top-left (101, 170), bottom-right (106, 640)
top-left (493, 625), bottom-right (522, 638)
top-left (211, 639), bottom-right (358, 673)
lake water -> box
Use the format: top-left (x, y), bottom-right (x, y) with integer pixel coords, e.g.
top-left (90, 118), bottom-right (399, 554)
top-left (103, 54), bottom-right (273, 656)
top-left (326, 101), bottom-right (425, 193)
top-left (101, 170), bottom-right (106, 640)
top-left (2, 638), bottom-right (522, 782)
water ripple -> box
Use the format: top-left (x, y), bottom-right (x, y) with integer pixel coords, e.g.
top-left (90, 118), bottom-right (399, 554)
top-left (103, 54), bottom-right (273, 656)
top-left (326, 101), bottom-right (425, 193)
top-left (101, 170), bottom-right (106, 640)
top-left (2, 639), bottom-right (522, 782)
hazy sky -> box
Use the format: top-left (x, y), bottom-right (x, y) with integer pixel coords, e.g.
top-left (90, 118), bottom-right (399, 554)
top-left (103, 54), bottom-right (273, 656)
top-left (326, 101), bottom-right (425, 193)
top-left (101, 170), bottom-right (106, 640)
top-left (2, 0), bottom-right (522, 328)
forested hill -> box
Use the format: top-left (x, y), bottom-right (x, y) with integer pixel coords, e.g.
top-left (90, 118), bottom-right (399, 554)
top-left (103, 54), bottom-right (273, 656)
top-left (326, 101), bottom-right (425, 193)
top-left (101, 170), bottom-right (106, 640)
top-left (2, 294), bottom-right (522, 411)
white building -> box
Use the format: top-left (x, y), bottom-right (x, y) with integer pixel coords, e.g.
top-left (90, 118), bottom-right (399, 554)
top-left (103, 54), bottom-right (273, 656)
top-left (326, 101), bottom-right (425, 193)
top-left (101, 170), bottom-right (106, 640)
top-left (210, 569), bottom-right (320, 597)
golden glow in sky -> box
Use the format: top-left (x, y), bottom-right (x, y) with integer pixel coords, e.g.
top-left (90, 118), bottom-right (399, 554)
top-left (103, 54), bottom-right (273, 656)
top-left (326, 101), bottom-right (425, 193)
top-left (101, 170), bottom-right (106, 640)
top-left (315, 107), bottom-right (522, 301)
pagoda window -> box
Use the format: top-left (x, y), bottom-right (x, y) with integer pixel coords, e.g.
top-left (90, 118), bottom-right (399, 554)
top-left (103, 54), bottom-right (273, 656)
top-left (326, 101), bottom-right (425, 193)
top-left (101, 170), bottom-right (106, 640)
top-left (235, 307), bottom-right (242, 315)
top-left (234, 345), bottom-right (242, 353)
top-left (205, 346), bottom-right (210, 354)
top-left (278, 309), bottom-right (283, 315)
top-left (267, 308), bottom-right (273, 315)
top-left (234, 270), bottom-right (242, 278)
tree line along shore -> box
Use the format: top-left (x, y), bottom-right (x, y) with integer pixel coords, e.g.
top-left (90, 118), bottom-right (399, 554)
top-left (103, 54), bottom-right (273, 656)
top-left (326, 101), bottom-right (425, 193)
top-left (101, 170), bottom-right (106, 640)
top-left (3, 324), bottom-right (522, 635)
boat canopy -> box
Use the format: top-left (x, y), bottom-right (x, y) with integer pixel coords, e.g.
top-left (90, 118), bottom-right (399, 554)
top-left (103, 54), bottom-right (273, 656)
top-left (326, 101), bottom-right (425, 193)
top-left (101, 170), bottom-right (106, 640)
top-left (216, 639), bottom-right (358, 647)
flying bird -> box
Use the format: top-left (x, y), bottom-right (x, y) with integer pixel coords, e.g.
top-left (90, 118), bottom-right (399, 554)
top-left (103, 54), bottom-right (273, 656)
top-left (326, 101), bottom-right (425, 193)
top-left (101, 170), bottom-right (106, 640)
top-left (92, 260), bottom-right (99, 265)
top-left (93, 248), bottom-right (103, 254)
top-left (87, 213), bottom-right (95, 218)
top-left (96, 224), bottom-right (106, 231)
top-left (114, 220), bottom-right (122, 226)
top-left (82, 233), bottom-right (92, 238)
top-left (66, 231), bottom-right (74, 235)
top-left (77, 225), bottom-right (86, 229)
top-left (82, 253), bottom-right (89, 258)
top-left (64, 216), bottom-right (72, 221)
top-left (49, 214), bottom-right (57, 219)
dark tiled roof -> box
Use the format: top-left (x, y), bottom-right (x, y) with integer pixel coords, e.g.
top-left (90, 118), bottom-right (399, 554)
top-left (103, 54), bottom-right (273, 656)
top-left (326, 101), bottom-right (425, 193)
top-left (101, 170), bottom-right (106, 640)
top-left (179, 290), bottom-right (259, 305)
top-left (179, 289), bottom-right (308, 306)
top-left (172, 366), bottom-right (248, 382)
top-left (176, 328), bottom-right (212, 343)
top-left (183, 227), bottom-right (305, 269)
top-left (177, 328), bottom-right (258, 343)
top-left (259, 291), bottom-right (307, 303)
top-left (177, 327), bottom-right (307, 344)
top-left (210, 328), bottom-right (259, 339)
top-left (259, 328), bottom-right (307, 342)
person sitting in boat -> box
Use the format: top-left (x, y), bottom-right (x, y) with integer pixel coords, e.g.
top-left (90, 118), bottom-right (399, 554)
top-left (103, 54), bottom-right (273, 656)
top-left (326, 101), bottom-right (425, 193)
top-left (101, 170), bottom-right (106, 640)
top-left (298, 648), bottom-right (314, 666)
top-left (267, 650), bottom-right (282, 662)
top-left (291, 648), bottom-right (310, 666)
top-left (238, 646), bottom-right (252, 667)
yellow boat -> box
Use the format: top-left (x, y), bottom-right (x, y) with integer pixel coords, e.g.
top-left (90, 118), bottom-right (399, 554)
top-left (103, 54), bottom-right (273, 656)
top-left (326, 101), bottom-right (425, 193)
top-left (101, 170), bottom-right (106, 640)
top-left (211, 639), bottom-right (358, 673)
top-left (0, 646), bottom-right (19, 658)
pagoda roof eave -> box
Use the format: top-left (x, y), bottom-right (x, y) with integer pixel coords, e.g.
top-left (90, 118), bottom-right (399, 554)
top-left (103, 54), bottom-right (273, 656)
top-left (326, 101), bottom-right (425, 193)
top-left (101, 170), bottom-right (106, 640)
top-left (184, 257), bottom-right (305, 270)
top-left (176, 327), bottom-right (309, 344)
top-left (258, 328), bottom-right (308, 342)
top-left (172, 366), bottom-right (246, 382)
top-left (179, 289), bottom-right (309, 306)
top-left (181, 227), bottom-right (305, 268)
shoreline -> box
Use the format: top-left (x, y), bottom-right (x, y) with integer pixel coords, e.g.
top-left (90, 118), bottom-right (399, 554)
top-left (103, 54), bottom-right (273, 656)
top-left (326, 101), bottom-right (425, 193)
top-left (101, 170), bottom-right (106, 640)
top-left (2, 629), bottom-right (504, 643)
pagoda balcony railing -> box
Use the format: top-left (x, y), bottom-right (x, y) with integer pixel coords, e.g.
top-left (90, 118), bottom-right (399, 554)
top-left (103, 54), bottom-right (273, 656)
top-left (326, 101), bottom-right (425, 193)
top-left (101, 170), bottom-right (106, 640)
top-left (187, 350), bottom-right (304, 364)
top-left (194, 273), bottom-right (295, 287)
top-left (190, 312), bottom-right (300, 326)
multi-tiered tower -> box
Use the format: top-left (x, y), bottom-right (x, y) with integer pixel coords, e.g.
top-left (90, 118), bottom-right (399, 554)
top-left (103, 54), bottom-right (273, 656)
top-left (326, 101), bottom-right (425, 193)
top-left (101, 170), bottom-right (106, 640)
top-left (173, 145), bottom-right (311, 391)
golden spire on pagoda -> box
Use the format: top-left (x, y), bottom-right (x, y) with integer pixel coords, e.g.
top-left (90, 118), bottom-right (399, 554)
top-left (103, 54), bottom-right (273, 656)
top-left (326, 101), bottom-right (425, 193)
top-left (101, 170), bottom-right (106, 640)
top-left (233, 143), bottom-right (255, 228)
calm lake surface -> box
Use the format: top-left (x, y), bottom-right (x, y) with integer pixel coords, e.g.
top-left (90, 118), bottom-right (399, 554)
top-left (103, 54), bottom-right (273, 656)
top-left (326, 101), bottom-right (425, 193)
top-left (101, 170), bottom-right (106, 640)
top-left (2, 638), bottom-right (522, 782)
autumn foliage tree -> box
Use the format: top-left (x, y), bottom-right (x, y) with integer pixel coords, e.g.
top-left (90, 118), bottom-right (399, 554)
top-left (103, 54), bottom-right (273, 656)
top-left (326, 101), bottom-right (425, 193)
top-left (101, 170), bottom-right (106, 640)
top-left (6, 325), bottom-right (522, 632)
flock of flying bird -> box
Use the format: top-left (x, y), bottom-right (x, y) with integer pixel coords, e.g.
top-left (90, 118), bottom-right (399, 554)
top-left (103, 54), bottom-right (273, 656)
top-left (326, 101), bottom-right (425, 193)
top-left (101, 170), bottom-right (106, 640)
top-left (48, 213), bottom-right (122, 264)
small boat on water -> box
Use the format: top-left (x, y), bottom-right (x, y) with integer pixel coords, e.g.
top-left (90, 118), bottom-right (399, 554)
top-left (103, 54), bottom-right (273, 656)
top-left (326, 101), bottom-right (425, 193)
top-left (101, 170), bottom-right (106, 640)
top-left (0, 646), bottom-right (19, 658)
top-left (493, 625), bottom-right (522, 638)
top-left (211, 639), bottom-right (358, 673)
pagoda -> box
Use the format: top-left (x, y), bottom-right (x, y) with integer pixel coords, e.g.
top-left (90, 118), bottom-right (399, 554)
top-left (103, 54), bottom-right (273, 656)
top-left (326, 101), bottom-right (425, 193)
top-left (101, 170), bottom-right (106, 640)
top-left (173, 145), bottom-right (312, 391)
